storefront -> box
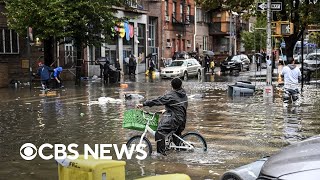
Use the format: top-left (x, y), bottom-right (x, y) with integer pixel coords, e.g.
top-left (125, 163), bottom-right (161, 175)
top-left (86, 10), bottom-right (148, 77)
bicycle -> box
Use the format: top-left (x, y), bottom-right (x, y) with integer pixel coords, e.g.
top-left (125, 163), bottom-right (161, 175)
top-left (124, 109), bottom-right (207, 156)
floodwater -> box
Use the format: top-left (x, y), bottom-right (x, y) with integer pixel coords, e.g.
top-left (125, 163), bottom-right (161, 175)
top-left (0, 72), bottom-right (320, 180)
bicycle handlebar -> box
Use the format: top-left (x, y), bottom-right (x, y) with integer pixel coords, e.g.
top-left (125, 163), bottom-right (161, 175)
top-left (142, 110), bottom-right (163, 115)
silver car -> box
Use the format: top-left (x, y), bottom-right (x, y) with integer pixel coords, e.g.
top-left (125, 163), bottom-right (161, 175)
top-left (160, 58), bottom-right (202, 80)
top-left (304, 53), bottom-right (320, 71)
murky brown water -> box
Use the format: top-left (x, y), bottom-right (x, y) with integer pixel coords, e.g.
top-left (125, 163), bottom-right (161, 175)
top-left (0, 73), bottom-right (319, 180)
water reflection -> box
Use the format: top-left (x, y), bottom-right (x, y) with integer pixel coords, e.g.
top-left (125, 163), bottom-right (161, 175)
top-left (0, 78), bottom-right (320, 180)
top-left (282, 107), bottom-right (303, 144)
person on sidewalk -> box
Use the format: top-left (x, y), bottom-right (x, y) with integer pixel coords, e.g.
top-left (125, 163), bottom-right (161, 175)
top-left (210, 59), bottom-right (215, 75)
top-left (136, 78), bottom-right (188, 156)
top-left (103, 61), bottom-right (111, 83)
top-left (129, 54), bottom-right (135, 75)
top-left (205, 55), bottom-right (210, 73)
top-left (281, 57), bottom-right (301, 107)
top-left (52, 67), bottom-right (63, 88)
top-left (256, 55), bottom-right (261, 71)
top-left (36, 61), bottom-right (51, 90)
top-left (266, 56), bottom-right (272, 66)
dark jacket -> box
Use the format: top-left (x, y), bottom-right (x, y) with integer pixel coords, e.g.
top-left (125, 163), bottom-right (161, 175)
top-left (37, 65), bottom-right (51, 80)
top-left (129, 57), bottom-right (135, 66)
top-left (143, 88), bottom-right (188, 132)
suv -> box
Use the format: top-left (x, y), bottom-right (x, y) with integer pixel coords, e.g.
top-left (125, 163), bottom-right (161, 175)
top-left (220, 55), bottom-right (250, 73)
top-left (303, 53), bottom-right (320, 71)
top-left (220, 135), bottom-right (320, 180)
top-left (160, 58), bottom-right (202, 80)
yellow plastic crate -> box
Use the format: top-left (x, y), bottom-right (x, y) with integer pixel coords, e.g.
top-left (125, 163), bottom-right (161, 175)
top-left (135, 174), bottom-right (191, 180)
top-left (58, 155), bottom-right (126, 180)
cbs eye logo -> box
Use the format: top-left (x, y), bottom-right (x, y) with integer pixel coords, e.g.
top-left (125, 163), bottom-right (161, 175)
top-left (20, 143), bottom-right (37, 160)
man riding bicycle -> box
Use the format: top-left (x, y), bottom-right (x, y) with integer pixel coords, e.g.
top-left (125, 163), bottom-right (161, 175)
top-left (137, 78), bottom-right (188, 156)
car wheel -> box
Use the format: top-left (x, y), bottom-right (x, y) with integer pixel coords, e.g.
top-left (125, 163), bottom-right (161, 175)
top-left (220, 173), bottom-right (242, 180)
top-left (197, 70), bottom-right (201, 80)
top-left (220, 67), bottom-right (225, 73)
top-left (183, 72), bottom-right (188, 81)
top-left (247, 66), bottom-right (250, 71)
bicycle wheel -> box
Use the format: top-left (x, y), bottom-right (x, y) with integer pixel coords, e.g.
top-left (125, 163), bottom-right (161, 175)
top-left (181, 132), bottom-right (207, 152)
top-left (126, 135), bottom-right (153, 156)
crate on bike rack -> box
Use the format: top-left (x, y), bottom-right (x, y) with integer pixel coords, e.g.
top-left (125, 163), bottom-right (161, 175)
top-left (123, 109), bottom-right (159, 131)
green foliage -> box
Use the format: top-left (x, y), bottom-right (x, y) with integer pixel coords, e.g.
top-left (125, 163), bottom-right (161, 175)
top-left (197, 0), bottom-right (320, 57)
top-left (309, 32), bottom-right (320, 47)
top-left (241, 16), bottom-right (267, 52)
top-left (4, 0), bottom-right (122, 46)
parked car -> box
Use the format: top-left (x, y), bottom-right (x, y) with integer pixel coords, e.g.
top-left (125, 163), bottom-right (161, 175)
top-left (172, 51), bottom-right (189, 60)
top-left (303, 53), bottom-right (320, 71)
top-left (220, 55), bottom-right (250, 73)
top-left (220, 135), bottom-right (320, 180)
top-left (160, 58), bottom-right (202, 80)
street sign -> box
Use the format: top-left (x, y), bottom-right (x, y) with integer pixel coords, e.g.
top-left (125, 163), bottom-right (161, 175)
top-left (257, 2), bottom-right (282, 11)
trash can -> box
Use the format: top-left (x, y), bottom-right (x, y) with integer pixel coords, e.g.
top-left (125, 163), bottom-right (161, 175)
top-left (228, 85), bottom-right (255, 96)
top-left (109, 70), bottom-right (119, 83)
top-left (235, 81), bottom-right (255, 90)
top-left (135, 174), bottom-right (191, 180)
top-left (57, 155), bottom-right (126, 180)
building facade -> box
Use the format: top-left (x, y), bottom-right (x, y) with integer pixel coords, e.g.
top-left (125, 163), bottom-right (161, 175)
top-left (162, 0), bottom-right (195, 59)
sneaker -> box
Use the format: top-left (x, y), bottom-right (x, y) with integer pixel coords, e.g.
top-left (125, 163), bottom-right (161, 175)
top-left (283, 103), bottom-right (288, 108)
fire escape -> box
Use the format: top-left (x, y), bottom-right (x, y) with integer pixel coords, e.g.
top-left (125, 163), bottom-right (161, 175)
top-left (171, 0), bottom-right (194, 35)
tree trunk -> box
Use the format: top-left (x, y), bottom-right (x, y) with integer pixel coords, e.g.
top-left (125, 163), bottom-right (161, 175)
top-left (43, 37), bottom-right (54, 66)
top-left (284, 36), bottom-right (295, 59)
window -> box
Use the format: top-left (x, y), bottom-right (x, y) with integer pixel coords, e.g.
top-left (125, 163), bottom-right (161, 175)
top-left (165, 0), bottom-right (168, 16)
top-left (180, 4), bottom-right (184, 22)
top-left (196, 8), bottom-right (202, 22)
top-left (148, 18), bottom-right (156, 47)
top-left (203, 12), bottom-right (211, 23)
top-left (138, 23), bottom-right (145, 60)
top-left (203, 36), bottom-right (208, 50)
top-left (125, 0), bottom-right (137, 8)
top-left (186, 5), bottom-right (190, 22)
top-left (0, 29), bottom-right (19, 54)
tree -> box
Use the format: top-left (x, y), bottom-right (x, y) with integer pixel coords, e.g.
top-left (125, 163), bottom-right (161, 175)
top-left (241, 15), bottom-right (267, 52)
top-left (196, 0), bottom-right (320, 59)
top-left (4, 0), bottom-right (122, 84)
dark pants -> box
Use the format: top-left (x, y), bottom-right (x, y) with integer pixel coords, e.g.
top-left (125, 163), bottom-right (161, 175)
top-left (155, 118), bottom-right (185, 155)
top-left (41, 79), bottom-right (50, 90)
top-left (104, 73), bottom-right (109, 83)
top-left (54, 77), bottom-right (62, 88)
top-left (256, 63), bottom-right (261, 71)
top-left (129, 66), bottom-right (134, 75)
top-left (283, 88), bottom-right (299, 104)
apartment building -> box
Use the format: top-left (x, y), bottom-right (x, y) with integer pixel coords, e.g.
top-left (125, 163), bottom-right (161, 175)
top-left (194, 7), bottom-right (212, 54)
top-left (211, 11), bottom-right (248, 56)
top-left (162, 0), bottom-right (195, 59)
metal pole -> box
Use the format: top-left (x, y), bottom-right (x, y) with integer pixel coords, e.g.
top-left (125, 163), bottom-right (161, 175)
top-left (316, 47), bottom-right (318, 87)
top-left (27, 28), bottom-right (32, 90)
top-left (266, 0), bottom-right (272, 85)
top-left (301, 32), bottom-right (304, 92)
top-left (229, 11), bottom-right (232, 56)
top-left (254, 32), bottom-right (256, 86)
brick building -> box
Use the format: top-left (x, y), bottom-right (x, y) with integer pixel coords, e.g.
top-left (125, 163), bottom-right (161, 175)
top-left (0, 2), bottom-right (44, 87)
top-left (162, 0), bottom-right (195, 59)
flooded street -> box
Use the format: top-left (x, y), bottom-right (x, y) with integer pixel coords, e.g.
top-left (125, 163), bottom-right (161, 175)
top-left (0, 73), bottom-right (320, 180)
